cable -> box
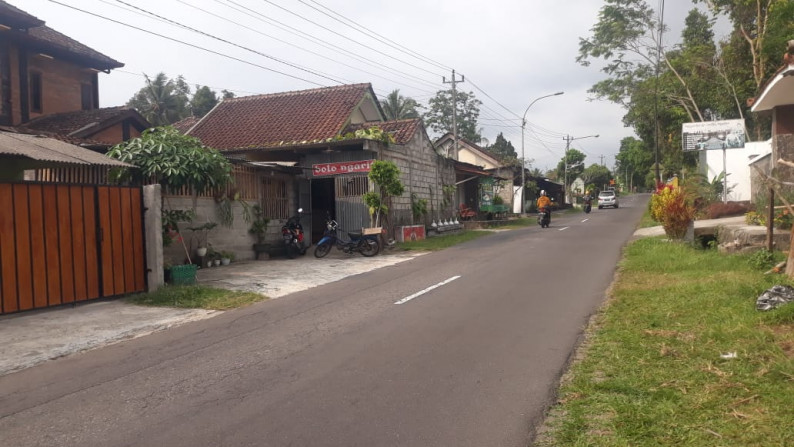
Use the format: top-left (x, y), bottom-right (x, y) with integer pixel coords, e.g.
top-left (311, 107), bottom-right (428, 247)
top-left (299, 0), bottom-right (451, 72)
top-left (45, 0), bottom-right (328, 87)
top-left (113, 0), bottom-right (347, 85)
top-left (260, 0), bottom-right (444, 78)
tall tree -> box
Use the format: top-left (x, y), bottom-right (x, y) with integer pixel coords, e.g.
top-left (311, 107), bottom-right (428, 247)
top-left (423, 89), bottom-right (482, 143)
top-left (127, 73), bottom-right (191, 126)
top-left (485, 132), bottom-right (518, 162)
top-left (580, 164), bottom-right (612, 191)
top-left (615, 136), bottom-right (654, 189)
top-left (556, 148), bottom-right (586, 190)
top-left (380, 89), bottom-right (420, 120)
top-left (190, 85), bottom-right (219, 118)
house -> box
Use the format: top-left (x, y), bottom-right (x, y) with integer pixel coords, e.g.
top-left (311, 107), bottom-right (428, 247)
top-left (178, 83), bottom-right (457, 259)
top-left (750, 39), bottom-right (794, 188)
top-left (0, 0), bottom-right (147, 181)
top-left (434, 133), bottom-right (515, 217)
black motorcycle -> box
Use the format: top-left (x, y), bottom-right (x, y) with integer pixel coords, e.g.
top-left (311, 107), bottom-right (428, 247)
top-left (281, 208), bottom-right (307, 259)
top-left (314, 218), bottom-right (379, 258)
top-left (584, 196), bottom-right (592, 214)
top-left (537, 207), bottom-right (551, 228)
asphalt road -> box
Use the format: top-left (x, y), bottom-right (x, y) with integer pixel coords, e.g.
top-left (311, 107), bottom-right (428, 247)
top-left (0, 194), bottom-right (649, 447)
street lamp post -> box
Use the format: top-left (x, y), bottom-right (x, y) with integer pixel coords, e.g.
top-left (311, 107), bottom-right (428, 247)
top-left (562, 134), bottom-right (599, 204)
top-left (520, 91), bottom-right (563, 215)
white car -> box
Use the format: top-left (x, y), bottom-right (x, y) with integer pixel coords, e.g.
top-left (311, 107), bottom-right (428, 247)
top-left (598, 190), bottom-right (619, 209)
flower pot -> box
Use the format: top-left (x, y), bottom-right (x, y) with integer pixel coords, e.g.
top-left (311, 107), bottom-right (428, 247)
top-left (221, 258), bottom-right (230, 266)
top-left (197, 247), bottom-right (208, 257)
top-left (214, 259), bottom-right (221, 266)
top-left (206, 260), bottom-right (213, 268)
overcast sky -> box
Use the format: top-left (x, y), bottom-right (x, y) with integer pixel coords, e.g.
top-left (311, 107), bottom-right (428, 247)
top-left (14, 0), bottom-right (728, 171)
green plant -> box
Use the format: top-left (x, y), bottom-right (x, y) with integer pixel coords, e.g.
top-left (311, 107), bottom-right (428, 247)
top-left (248, 204), bottom-right (270, 243)
top-left (746, 248), bottom-right (776, 270)
top-left (441, 184), bottom-right (456, 208)
top-left (411, 193), bottom-right (428, 221)
top-left (188, 221), bottom-right (218, 248)
top-left (492, 195), bottom-right (504, 205)
top-left (220, 251), bottom-right (235, 261)
top-left (650, 185), bottom-right (695, 239)
top-left (363, 160), bottom-right (404, 227)
top-left (745, 208), bottom-right (793, 229)
top-left (162, 209), bottom-right (195, 247)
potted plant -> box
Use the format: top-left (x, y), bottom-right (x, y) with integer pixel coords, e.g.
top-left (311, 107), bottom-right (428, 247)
top-left (220, 251), bottom-right (235, 266)
top-left (204, 247), bottom-right (218, 267)
top-left (248, 204), bottom-right (271, 259)
top-left (188, 221), bottom-right (218, 257)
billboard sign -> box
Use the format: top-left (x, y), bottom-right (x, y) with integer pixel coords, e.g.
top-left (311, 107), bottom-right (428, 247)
top-left (312, 159), bottom-right (374, 177)
top-left (682, 119), bottom-right (746, 151)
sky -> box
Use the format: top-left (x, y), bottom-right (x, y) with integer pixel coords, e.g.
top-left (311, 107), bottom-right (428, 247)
top-left (13, 0), bottom-right (730, 172)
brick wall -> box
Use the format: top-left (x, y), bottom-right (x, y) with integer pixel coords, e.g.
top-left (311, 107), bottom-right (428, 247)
top-left (28, 55), bottom-right (95, 119)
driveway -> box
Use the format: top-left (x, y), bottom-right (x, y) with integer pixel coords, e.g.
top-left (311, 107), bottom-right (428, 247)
top-left (0, 249), bottom-right (423, 376)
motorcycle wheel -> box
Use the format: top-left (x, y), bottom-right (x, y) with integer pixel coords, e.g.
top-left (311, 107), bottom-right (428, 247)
top-left (359, 239), bottom-right (380, 257)
top-left (314, 242), bottom-right (332, 258)
top-left (286, 243), bottom-right (298, 259)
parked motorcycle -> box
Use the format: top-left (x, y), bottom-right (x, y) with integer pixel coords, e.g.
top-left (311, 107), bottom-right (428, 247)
top-left (537, 207), bottom-right (551, 228)
top-left (314, 218), bottom-right (380, 258)
top-left (583, 196), bottom-right (592, 214)
top-left (281, 208), bottom-right (307, 259)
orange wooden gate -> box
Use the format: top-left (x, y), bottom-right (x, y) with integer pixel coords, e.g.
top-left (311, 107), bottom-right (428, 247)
top-left (0, 183), bottom-right (146, 315)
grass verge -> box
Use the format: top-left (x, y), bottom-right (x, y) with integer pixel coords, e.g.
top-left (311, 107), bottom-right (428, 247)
top-left (398, 230), bottom-right (490, 251)
top-left (126, 285), bottom-right (266, 310)
top-left (536, 238), bottom-right (794, 446)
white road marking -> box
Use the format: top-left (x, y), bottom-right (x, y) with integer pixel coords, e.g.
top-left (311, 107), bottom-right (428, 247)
top-left (581, 218), bottom-right (589, 223)
top-left (394, 276), bottom-right (461, 305)
top-left (558, 226), bottom-right (570, 231)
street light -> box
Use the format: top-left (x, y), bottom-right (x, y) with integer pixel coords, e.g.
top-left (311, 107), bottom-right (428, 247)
top-left (563, 134), bottom-right (599, 204)
top-left (520, 91), bottom-right (564, 215)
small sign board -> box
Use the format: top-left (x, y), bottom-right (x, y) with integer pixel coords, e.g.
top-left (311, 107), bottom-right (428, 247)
top-left (313, 160), bottom-right (374, 177)
top-left (682, 119), bottom-right (746, 151)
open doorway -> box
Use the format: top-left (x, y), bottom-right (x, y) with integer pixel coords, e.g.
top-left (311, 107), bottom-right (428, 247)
top-left (311, 178), bottom-right (335, 242)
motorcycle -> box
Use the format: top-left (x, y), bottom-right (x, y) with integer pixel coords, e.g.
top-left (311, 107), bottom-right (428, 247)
top-left (537, 207), bottom-right (551, 228)
top-left (314, 218), bottom-right (380, 258)
top-left (584, 196), bottom-right (592, 214)
top-left (281, 208), bottom-right (307, 259)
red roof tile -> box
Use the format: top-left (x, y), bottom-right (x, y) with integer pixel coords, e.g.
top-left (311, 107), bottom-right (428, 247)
top-left (19, 107), bottom-right (149, 147)
top-left (188, 84), bottom-right (382, 151)
top-left (27, 25), bottom-right (123, 70)
top-left (345, 119), bottom-right (421, 145)
top-left (172, 116), bottom-right (200, 134)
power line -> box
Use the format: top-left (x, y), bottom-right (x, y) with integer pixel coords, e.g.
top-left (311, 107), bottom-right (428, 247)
top-left (299, 0), bottom-right (451, 72)
top-left (113, 0), bottom-right (347, 85)
top-left (260, 0), bottom-right (444, 78)
top-left (216, 0), bottom-right (441, 92)
top-left (45, 0), bottom-right (327, 87)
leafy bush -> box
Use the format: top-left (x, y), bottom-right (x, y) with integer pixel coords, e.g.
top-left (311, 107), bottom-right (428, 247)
top-left (746, 249), bottom-right (777, 270)
top-left (650, 185), bottom-right (695, 239)
top-left (745, 208), bottom-right (793, 229)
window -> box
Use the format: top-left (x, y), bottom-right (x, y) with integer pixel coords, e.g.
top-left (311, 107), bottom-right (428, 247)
top-left (30, 72), bottom-right (42, 113)
top-left (81, 83), bottom-right (93, 110)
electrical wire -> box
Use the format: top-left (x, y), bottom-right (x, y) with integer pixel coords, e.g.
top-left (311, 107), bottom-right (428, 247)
top-left (45, 0), bottom-right (328, 87)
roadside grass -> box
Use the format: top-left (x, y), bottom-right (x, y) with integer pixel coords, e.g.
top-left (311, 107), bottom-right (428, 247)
top-left (398, 230), bottom-right (490, 251)
top-left (126, 285), bottom-right (266, 310)
top-left (537, 237), bottom-right (794, 446)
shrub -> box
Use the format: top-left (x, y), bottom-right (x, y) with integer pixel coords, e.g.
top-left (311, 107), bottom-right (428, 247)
top-left (745, 208), bottom-right (793, 229)
top-left (650, 185), bottom-right (695, 239)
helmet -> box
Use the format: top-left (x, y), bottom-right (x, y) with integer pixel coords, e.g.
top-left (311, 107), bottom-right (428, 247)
top-left (540, 190), bottom-right (546, 196)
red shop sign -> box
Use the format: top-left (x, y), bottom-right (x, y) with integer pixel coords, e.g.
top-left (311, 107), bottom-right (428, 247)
top-left (312, 159), bottom-right (374, 177)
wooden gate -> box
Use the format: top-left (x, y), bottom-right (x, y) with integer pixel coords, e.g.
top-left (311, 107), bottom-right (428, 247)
top-left (0, 183), bottom-right (146, 315)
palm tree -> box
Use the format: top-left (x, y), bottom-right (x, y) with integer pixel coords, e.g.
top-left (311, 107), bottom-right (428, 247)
top-left (380, 89), bottom-right (420, 120)
top-left (127, 73), bottom-right (190, 126)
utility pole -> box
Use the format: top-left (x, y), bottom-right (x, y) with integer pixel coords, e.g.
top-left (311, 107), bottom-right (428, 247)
top-left (563, 135), bottom-right (572, 205)
top-left (443, 70), bottom-right (464, 160)
top-left (599, 154), bottom-right (605, 166)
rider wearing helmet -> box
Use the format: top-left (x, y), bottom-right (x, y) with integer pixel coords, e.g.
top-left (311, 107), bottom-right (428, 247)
top-left (537, 190), bottom-right (551, 210)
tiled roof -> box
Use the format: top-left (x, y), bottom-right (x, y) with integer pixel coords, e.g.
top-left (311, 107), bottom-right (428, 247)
top-left (0, 131), bottom-right (131, 167)
top-left (0, 1), bottom-right (122, 70)
top-left (21, 106), bottom-right (146, 137)
top-left (0, 0), bottom-right (44, 28)
top-left (27, 25), bottom-right (123, 70)
top-left (345, 119), bottom-right (421, 145)
top-left (188, 84), bottom-right (380, 150)
top-left (172, 116), bottom-right (200, 134)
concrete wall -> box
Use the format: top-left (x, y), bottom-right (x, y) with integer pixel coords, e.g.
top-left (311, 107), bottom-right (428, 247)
top-left (382, 130), bottom-right (457, 227)
top-left (143, 185), bottom-right (163, 291)
top-left (700, 140), bottom-right (771, 201)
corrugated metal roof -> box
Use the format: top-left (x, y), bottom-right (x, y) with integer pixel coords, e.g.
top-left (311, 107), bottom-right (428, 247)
top-left (0, 132), bottom-right (132, 167)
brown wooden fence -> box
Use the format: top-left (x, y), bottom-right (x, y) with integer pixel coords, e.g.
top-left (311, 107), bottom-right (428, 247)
top-left (0, 183), bottom-right (146, 315)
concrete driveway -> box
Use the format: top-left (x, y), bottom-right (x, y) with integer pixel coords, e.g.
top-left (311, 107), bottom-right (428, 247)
top-left (0, 249), bottom-right (423, 376)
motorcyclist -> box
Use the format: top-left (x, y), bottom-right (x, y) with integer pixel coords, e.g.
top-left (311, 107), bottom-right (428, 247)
top-left (537, 190), bottom-right (551, 222)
